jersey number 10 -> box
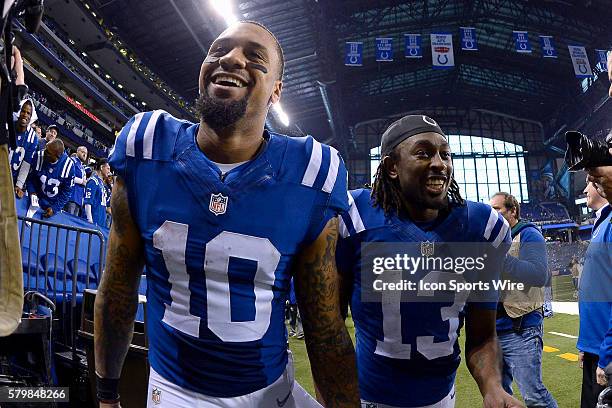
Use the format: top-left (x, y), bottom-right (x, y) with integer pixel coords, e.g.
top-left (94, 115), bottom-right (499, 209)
top-left (153, 221), bottom-right (281, 342)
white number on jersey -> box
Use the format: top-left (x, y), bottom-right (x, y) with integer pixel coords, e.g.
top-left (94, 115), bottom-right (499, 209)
top-left (39, 175), bottom-right (61, 198)
top-left (374, 271), bottom-right (470, 360)
top-left (153, 221), bottom-right (281, 342)
top-left (10, 146), bottom-right (26, 171)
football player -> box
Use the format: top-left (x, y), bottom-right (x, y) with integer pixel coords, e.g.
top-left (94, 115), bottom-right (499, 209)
top-left (84, 159), bottom-right (110, 228)
top-left (10, 99), bottom-right (38, 198)
top-left (338, 115), bottom-right (523, 408)
top-left (26, 138), bottom-right (75, 218)
top-left (95, 21), bottom-right (359, 408)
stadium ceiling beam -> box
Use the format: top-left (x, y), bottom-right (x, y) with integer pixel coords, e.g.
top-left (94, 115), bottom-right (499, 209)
top-left (307, 0), bottom-right (351, 154)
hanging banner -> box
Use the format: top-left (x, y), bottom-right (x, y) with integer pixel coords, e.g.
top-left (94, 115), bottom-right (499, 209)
top-left (376, 38), bottom-right (394, 62)
top-left (539, 35), bottom-right (557, 58)
top-left (404, 34), bottom-right (422, 58)
top-left (513, 31), bottom-right (532, 53)
top-left (431, 33), bottom-right (455, 69)
top-left (345, 42), bottom-right (363, 66)
top-left (568, 45), bottom-right (593, 78)
top-left (460, 27), bottom-right (478, 51)
top-left (595, 49), bottom-right (609, 71)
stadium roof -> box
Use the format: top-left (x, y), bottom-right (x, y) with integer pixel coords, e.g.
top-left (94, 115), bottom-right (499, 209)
top-left (83, 0), bottom-right (612, 148)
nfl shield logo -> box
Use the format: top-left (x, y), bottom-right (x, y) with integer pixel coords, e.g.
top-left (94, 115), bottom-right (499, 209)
top-left (420, 241), bottom-right (434, 257)
top-left (151, 388), bottom-right (161, 404)
top-left (209, 193), bottom-right (228, 216)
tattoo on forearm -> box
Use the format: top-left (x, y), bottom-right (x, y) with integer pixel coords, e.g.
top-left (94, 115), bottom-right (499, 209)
top-left (466, 337), bottom-right (502, 394)
top-left (94, 178), bottom-right (143, 379)
top-left (297, 219), bottom-right (359, 407)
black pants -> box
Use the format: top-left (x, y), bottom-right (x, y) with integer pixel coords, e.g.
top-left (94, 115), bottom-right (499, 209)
top-left (582, 352), bottom-right (605, 408)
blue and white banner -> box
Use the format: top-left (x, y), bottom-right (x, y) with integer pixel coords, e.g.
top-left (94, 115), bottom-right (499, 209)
top-left (539, 35), bottom-right (557, 58)
top-left (568, 45), bottom-right (593, 78)
top-left (404, 34), bottom-right (422, 58)
top-left (513, 31), bottom-right (532, 53)
top-left (345, 42), bottom-right (363, 66)
top-left (431, 33), bottom-right (455, 69)
top-left (460, 27), bottom-right (478, 51)
top-left (376, 38), bottom-right (394, 62)
top-left (595, 49), bottom-right (609, 71)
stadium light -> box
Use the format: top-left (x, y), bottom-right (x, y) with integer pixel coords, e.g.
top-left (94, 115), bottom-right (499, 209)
top-left (130, 93), bottom-right (135, 98)
top-left (210, 0), bottom-right (238, 26)
top-left (118, 84), bottom-right (123, 89)
top-left (274, 103), bottom-right (290, 126)
top-left (93, 63), bottom-right (99, 68)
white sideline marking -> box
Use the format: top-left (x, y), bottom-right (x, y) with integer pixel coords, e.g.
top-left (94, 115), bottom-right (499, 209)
top-left (551, 301), bottom-right (579, 315)
top-left (548, 331), bottom-right (578, 339)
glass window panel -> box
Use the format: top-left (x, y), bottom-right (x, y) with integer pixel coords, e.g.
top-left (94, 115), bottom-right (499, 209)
top-left (508, 158), bottom-right (519, 170)
top-left (475, 158), bottom-right (486, 175)
top-left (465, 184), bottom-right (477, 201)
top-left (482, 138), bottom-right (495, 153)
top-left (454, 170), bottom-right (465, 183)
top-left (500, 183), bottom-right (511, 194)
top-left (371, 160), bottom-right (379, 183)
top-left (478, 183), bottom-right (490, 202)
top-left (464, 157), bottom-right (476, 169)
top-left (465, 169), bottom-right (476, 182)
top-left (485, 159), bottom-right (498, 183)
top-left (494, 139), bottom-right (506, 152)
top-left (509, 169), bottom-right (520, 183)
top-left (504, 142), bottom-right (516, 153)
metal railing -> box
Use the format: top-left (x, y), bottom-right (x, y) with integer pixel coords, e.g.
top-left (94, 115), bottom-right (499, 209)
top-left (18, 216), bottom-right (107, 354)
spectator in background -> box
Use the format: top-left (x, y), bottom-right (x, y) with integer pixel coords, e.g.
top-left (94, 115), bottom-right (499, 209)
top-left (26, 139), bottom-right (75, 218)
top-left (490, 192), bottom-right (557, 408)
top-left (38, 124), bottom-right (59, 150)
top-left (65, 146), bottom-right (88, 216)
top-left (577, 180), bottom-right (612, 408)
top-left (33, 123), bottom-right (42, 139)
top-left (10, 99), bottom-right (38, 198)
top-left (103, 172), bottom-right (113, 228)
top-left (84, 159), bottom-right (110, 228)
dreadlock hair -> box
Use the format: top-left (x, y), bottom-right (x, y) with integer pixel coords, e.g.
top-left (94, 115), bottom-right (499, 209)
top-left (371, 150), bottom-right (465, 216)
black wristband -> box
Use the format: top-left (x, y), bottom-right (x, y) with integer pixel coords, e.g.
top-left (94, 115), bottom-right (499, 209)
top-left (96, 373), bottom-right (120, 402)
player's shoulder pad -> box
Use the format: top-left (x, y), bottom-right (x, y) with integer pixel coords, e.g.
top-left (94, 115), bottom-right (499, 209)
top-left (33, 150), bottom-right (44, 172)
top-left (59, 154), bottom-right (74, 179)
top-left (110, 110), bottom-right (191, 163)
top-left (274, 133), bottom-right (347, 194)
top-left (26, 128), bottom-right (37, 144)
top-left (466, 200), bottom-right (510, 248)
top-left (339, 188), bottom-right (386, 238)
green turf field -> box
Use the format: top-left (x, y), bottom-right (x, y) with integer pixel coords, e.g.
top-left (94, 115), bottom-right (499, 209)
top-left (289, 312), bottom-right (581, 407)
top-left (552, 274), bottom-right (578, 302)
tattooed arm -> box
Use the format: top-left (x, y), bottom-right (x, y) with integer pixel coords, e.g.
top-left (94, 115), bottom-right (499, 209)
top-left (294, 218), bottom-right (359, 407)
top-left (94, 176), bottom-right (144, 404)
top-left (465, 307), bottom-right (523, 408)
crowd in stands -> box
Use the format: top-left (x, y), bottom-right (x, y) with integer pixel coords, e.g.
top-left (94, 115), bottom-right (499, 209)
top-left (28, 89), bottom-right (113, 153)
top-left (546, 241), bottom-right (588, 276)
top-left (9, 99), bottom-right (113, 229)
top-left (521, 201), bottom-right (572, 224)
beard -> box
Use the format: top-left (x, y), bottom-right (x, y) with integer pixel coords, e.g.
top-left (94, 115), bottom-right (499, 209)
top-left (195, 89), bottom-right (248, 132)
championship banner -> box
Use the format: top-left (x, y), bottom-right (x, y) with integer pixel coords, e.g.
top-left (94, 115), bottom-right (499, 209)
top-left (345, 42), bottom-right (363, 66)
top-left (568, 45), bottom-right (593, 78)
top-left (595, 49), bottom-right (609, 71)
top-left (460, 27), bottom-right (478, 51)
top-left (376, 38), bottom-right (393, 62)
top-left (513, 31), bottom-right (532, 53)
top-left (539, 35), bottom-right (557, 58)
top-left (404, 34), bottom-right (422, 58)
top-left (431, 33), bottom-right (455, 70)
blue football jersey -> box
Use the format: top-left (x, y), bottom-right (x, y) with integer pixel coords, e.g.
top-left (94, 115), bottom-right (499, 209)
top-left (108, 110), bottom-right (348, 397)
top-left (84, 173), bottom-right (107, 227)
top-left (69, 156), bottom-right (86, 206)
top-left (8, 127), bottom-right (38, 180)
top-left (28, 151), bottom-right (75, 214)
top-left (337, 189), bottom-right (510, 407)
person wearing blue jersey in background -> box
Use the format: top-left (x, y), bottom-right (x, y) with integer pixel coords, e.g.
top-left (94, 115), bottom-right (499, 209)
top-left (26, 138), bottom-right (75, 218)
top-left (95, 20), bottom-right (358, 408)
top-left (66, 146), bottom-right (88, 216)
top-left (490, 192), bottom-right (557, 408)
top-left (84, 159), bottom-right (110, 228)
top-left (338, 115), bottom-right (523, 408)
top-left (103, 172), bottom-right (113, 228)
top-left (10, 99), bottom-right (38, 198)
top-left (577, 179), bottom-right (612, 408)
